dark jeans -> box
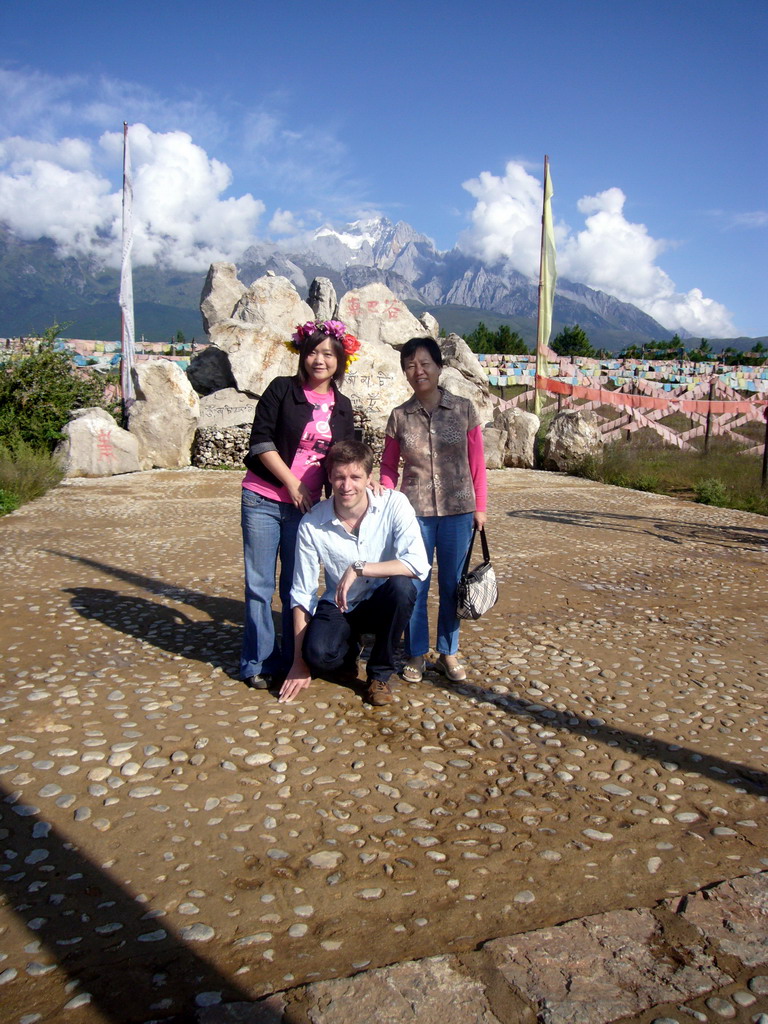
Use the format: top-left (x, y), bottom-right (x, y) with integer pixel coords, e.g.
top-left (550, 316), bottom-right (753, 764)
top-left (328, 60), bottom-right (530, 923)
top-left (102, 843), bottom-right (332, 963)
top-left (303, 577), bottom-right (416, 683)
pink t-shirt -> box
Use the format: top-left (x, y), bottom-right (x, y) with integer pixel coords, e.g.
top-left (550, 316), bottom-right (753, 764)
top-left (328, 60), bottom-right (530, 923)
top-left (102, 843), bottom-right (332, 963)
top-left (242, 387), bottom-right (335, 504)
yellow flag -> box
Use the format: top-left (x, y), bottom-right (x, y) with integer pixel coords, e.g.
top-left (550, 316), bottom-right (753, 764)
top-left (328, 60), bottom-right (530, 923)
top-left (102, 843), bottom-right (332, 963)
top-left (534, 158), bottom-right (557, 416)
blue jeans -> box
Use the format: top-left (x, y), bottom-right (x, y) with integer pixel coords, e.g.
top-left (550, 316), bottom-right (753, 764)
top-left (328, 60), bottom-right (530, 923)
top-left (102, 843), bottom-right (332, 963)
top-left (240, 489), bottom-right (303, 679)
top-left (405, 513), bottom-right (474, 658)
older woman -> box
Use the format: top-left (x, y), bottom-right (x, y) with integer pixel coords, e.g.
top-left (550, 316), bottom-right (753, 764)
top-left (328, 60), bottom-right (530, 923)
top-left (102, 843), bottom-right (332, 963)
top-left (380, 336), bottom-right (487, 682)
top-left (239, 319), bottom-right (359, 688)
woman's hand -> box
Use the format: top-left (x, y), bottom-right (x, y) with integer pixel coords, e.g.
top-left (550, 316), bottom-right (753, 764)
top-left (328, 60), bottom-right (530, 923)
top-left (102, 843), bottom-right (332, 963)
top-left (286, 478), bottom-right (313, 513)
top-left (370, 478), bottom-right (387, 497)
top-left (474, 510), bottom-right (487, 529)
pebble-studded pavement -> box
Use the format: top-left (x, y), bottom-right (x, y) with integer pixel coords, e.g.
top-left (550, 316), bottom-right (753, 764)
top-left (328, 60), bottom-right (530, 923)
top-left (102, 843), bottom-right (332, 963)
top-left (0, 467), bottom-right (766, 1024)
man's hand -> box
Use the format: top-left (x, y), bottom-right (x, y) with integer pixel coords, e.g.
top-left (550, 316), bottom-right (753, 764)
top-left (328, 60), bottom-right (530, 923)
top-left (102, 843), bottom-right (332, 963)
top-left (335, 564), bottom-right (357, 613)
top-left (279, 658), bottom-right (312, 703)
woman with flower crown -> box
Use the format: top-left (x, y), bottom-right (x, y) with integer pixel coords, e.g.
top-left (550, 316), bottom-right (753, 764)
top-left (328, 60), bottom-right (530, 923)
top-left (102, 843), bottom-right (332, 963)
top-left (239, 319), bottom-right (360, 689)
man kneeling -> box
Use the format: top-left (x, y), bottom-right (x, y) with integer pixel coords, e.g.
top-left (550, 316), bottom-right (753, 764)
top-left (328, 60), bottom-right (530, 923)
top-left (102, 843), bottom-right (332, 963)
top-left (279, 440), bottom-right (429, 706)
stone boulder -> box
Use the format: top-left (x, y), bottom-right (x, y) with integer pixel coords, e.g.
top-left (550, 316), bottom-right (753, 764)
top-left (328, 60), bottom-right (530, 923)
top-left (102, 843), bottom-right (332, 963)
top-left (440, 333), bottom-right (487, 390)
top-left (206, 275), bottom-right (313, 396)
top-left (338, 282), bottom-right (427, 349)
top-left (494, 407), bottom-right (540, 469)
top-left (54, 408), bottom-right (141, 478)
top-left (200, 262), bottom-right (246, 334)
top-left (482, 426), bottom-right (506, 470)
top-left (198, 387), bottom-right (257, 430)
top-left (128, 360), bottom-right (200, 470)
top-left (186, 345), bottom-right (237, 396)
top-left (541, 409), bottom-right (603, 472)
top-left (418, 311), bottom-right (440, 338)
top-left (308, 277), bottom-right (338, 321)
top-left (438, 366), bottom-right (495, 427)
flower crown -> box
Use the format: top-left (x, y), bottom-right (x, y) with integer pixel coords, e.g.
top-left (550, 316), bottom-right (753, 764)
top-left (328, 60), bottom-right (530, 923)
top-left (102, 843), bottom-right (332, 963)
top-left (285, 319), bottom-right (361, 372)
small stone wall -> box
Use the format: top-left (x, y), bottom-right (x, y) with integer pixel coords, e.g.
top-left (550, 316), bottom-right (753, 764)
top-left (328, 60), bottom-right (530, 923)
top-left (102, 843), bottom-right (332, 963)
top-left (191, 426), bottom-right (250, 468)
top-left (191, 413), bottom-right (382, 470)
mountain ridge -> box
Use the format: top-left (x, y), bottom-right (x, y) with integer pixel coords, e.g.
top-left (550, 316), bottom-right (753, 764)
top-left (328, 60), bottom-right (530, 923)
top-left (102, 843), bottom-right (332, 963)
top-left (0, 218), bottom-right (763, 351)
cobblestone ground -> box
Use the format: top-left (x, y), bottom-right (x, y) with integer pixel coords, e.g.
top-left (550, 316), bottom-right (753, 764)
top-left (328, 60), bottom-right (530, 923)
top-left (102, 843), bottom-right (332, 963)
top-left (0, 468), bottom-right (766, 1024)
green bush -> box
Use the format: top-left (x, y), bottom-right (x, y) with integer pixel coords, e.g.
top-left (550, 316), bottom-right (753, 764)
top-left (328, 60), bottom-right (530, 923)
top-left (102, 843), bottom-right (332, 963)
top-left (0, 440), bottom-right (64, 511)
top-left (694, 477), bottom-right (728, 506)
top-left (0, 488), bottom-right (20, 515)
top-left (0, 333), bottom-right (113, 452)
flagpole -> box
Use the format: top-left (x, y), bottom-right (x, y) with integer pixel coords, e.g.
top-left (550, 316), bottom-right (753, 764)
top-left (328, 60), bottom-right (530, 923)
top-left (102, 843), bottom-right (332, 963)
top-left (120, 121), bottom-right (136, 413)
top-left (534, 155), bottom-right (556, 418)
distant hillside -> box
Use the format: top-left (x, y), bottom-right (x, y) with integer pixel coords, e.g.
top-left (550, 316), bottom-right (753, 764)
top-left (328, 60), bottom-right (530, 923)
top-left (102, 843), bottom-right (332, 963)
top-left (1, 220), bottom-right (763, 353)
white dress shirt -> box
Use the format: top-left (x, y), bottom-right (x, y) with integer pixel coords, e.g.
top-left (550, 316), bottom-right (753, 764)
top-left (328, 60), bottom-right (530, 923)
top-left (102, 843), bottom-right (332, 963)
top-left (291, 488), bottom-right (430, 615)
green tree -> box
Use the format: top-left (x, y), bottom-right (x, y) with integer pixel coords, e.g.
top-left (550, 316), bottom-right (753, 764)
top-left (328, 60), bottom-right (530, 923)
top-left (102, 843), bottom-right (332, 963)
top-left (495, 325), bottom-right (528, 355)
top-left (464, 321), bottom-right (493, 354)
top-left (551, 324), bottom-right (595, 358)
top-left (0, 323), bottom-right (111, 452)
top-left (175, 330), bottom-right (186, 346)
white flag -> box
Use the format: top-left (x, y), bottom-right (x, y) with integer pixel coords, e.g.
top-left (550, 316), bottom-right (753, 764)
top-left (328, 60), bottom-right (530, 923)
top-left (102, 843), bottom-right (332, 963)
top-left (119, 123), bottom-right (136, 405)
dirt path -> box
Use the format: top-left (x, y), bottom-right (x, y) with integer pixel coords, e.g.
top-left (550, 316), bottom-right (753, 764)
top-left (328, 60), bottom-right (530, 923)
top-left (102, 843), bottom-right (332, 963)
top-left (0, 468), bottom-right (766, 1023)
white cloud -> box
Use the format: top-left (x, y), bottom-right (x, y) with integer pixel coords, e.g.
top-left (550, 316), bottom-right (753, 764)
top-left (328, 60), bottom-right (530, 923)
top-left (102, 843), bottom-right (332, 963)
top-left (460, 161), bottom-right (736, 336)
top-left (268, 208), bottom-right (304, 235)
top-left (0, 123), bottom-right (265, 271)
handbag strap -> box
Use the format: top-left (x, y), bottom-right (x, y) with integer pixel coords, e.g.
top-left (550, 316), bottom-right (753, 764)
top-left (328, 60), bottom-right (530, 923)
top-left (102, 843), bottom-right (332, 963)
top-left (462, 526), bottom-right (491, 574)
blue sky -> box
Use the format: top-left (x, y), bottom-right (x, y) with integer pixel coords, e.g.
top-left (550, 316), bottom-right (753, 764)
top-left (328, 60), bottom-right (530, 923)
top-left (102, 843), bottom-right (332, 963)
top-left (1, 0), bottom-right (765, 337)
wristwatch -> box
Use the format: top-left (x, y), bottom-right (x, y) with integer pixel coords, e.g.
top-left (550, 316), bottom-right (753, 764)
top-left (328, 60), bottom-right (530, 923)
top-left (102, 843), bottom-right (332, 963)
top-left (352, 560), bottom-right (366, 576)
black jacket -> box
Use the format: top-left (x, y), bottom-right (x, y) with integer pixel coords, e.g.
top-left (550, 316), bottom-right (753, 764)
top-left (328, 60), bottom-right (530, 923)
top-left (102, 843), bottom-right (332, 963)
top-left (243, 376), bottom-right (355, 487)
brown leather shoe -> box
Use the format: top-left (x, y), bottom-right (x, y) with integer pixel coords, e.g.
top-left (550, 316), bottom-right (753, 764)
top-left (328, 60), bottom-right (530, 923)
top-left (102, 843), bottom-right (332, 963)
top-left (366, 678), bottom-right (394, 705)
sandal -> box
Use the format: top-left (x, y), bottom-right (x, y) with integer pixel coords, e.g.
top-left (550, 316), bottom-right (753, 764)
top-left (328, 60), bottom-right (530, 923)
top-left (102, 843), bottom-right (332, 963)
top-left (402, 657), bottom-right (424, 683)
top-left (435, 655), bottom-right (467, 682)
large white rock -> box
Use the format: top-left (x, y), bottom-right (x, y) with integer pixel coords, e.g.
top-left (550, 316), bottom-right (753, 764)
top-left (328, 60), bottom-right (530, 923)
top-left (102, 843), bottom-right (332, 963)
top-left (482, 426), bottom-right (506, 470)
top-left (439, 333), bottom-right (487, 389)
top-left (542, 409), bottom-right (603, 472)
top-left (493, 407), bottom-right (540, 469)
top-left (200, 262), bottom-right (246, 334)
top-left (55, 407), bottom-right (141, 478)
top-left (438, 366), bottom-right (495, 427)
top-left (207, 275), bottom-right (314, 396)
top-left (418, 311), bottom-right (440, 338)
top-left (128, 360), bottom-right (200, 470)
top-left (338, 283), bottom-right (426, 349)
top-left (198, 387), bottom-right (258, 430)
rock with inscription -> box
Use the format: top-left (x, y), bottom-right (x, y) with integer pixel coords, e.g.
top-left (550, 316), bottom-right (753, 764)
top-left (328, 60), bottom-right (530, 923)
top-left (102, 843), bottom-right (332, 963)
top-left (200, 262), bottom-right (247, 334)
top-left (494, 407), bottom-right (539, 469)
top-left (338, 282), bottom-right (427, 349)
top-left (308, 277), bottom-right (338, 321)
top-left (541, 409), bottom-right (602, 472)
top-left (198, 388), bottom-right (258, 430)
top-left (55, 408), bottom-right (141, 478)
top-left (340, 337), bottom-right (411, 435)
top-left (128, 360), bottom-right (200, 470)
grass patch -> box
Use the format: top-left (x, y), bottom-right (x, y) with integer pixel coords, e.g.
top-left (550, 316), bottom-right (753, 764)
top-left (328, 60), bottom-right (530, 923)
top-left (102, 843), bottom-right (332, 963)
top-left (0, 441), bottom-right (64, 514)
top-left (571, 437), bottom-right (768, 516)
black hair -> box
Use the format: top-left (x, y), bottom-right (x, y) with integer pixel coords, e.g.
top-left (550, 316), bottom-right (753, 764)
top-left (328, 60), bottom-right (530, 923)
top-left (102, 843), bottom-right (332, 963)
top-left (399, 336), bottom-right (443, 371)
top-left (297, 330), bottom-right (346, 385)
top-left (326, 440), bottom-right (374, 478)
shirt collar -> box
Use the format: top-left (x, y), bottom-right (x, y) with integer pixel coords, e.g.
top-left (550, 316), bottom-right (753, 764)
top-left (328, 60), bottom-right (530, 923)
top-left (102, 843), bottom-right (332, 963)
top-left (403, 386), bottom-right (454, 414)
